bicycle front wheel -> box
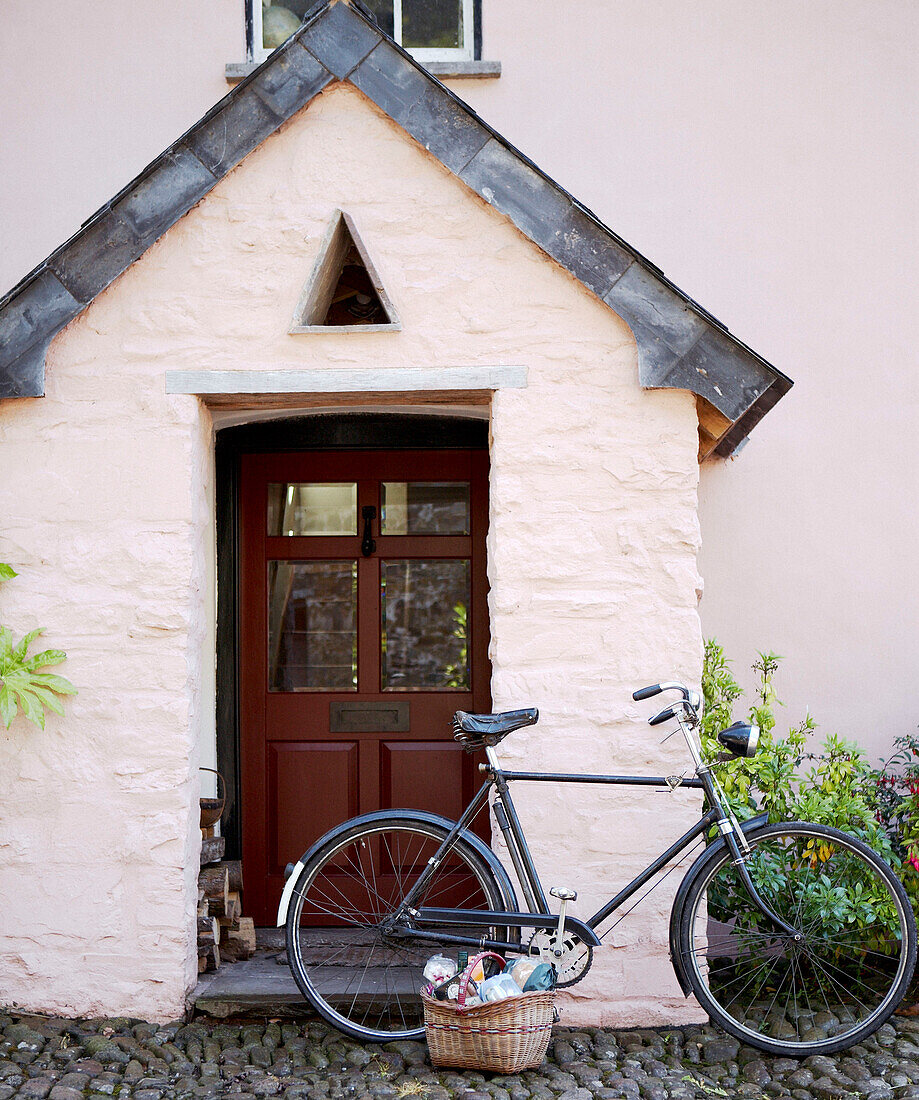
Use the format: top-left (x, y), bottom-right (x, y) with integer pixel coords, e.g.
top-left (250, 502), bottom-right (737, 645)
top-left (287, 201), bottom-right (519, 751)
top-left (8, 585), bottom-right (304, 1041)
top-left (680, 820), bottom-right (917, 1056)
top-left (286, 815), bottom-right (510, 1041)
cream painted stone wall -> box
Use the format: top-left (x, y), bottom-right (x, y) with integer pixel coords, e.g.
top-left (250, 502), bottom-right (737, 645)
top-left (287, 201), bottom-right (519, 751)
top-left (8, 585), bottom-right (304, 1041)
top-left (0, 81), bottom-right (703, 1022)
top-left (0, 365), bottom-right (212, 1019)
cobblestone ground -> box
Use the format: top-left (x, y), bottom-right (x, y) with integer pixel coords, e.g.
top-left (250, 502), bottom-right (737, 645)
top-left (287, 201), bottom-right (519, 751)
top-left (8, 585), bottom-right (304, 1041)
top-left (4, 1011), bottom-right (919, 1100)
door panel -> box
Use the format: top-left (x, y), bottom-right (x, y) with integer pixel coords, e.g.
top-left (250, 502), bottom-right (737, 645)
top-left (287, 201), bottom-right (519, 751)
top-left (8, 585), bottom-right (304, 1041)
top-left (240, 448), bottom-right (490, 922)
top-left (267, 741), bottom-right (359, 875)
top-left (380, 741), bottom-right (470, 820)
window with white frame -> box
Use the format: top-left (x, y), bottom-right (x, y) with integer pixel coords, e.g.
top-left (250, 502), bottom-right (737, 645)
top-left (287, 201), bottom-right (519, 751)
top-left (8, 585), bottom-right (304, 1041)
top-left (254, 0), bottom-right (476, 63)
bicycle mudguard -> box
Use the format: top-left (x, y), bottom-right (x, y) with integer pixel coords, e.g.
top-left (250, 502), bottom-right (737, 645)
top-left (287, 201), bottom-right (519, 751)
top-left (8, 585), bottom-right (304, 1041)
top-left (667, 813), bottom-right (769, 996)
top-left (276, 808), bottom-right (519, 927)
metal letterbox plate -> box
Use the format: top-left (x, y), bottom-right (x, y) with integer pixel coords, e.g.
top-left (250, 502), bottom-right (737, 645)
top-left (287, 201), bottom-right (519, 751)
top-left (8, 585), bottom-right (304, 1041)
top-left (329, 701), bottom-right (410, 733)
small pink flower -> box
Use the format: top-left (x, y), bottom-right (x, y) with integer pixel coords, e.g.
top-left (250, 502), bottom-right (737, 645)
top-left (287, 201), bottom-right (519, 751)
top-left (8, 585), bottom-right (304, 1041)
top-left (909, 857), bottom-right (919, 874)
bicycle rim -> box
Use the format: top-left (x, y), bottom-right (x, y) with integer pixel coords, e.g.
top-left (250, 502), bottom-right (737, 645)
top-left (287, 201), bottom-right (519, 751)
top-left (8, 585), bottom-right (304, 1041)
top-left (682, 822), bottom-right (916, 1055)
top-left (287, 820), bottom-right (507, 1041)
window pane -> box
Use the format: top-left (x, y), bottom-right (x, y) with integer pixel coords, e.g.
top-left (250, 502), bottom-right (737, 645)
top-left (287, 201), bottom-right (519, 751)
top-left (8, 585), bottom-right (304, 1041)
top-left (362, 0), bottom-right (394, 38)
top-left (381, 560), bottom-right (470, 690)
top-left (402, 0), bottom-right (463, 49)
top-left (381, 482), bottom-right (470, 535)
top-left (268, 561), bottom-right (357, 691)
top-left (262, 2), bottom-right (303, 49)
top-left (268, 483), bottom-right (357, 536)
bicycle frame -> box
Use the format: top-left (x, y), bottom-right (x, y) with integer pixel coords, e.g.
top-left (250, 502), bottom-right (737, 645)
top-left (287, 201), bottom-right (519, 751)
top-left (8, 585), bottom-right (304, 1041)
top-left (393, 713), bottom-right (800, 956)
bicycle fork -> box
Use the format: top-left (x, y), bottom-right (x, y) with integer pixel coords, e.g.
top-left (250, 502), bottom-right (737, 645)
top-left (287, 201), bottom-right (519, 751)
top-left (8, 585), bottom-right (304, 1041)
top-left (678, 714), bottom-right (803, 943)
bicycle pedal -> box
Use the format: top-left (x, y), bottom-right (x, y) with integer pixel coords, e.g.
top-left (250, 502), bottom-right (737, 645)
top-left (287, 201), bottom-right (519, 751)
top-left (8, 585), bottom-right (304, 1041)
top-left (550, 886), bottom-right (577, 901)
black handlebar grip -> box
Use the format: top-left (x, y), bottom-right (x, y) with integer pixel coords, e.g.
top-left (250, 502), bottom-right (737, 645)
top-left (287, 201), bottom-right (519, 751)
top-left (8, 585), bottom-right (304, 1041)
top-left (632, 684), bottom-right (662, 701)
top-left (648, 705), bottom-right (677, 726)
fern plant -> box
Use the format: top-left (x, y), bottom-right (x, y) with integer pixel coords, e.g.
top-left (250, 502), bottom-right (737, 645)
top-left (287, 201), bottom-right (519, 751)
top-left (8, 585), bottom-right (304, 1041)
top-left (0, 563), bottom-right (76, 729)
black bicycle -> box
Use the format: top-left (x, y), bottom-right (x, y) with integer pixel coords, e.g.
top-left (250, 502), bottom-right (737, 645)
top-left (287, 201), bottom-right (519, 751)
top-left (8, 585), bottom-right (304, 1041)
top-left (280, 681), bottom-right (917, 1054)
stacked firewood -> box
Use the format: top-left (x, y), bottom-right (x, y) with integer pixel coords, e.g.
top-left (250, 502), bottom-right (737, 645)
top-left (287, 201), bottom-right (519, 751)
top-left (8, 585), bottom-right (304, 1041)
top-left (197, 839), bottom-right (257, 972)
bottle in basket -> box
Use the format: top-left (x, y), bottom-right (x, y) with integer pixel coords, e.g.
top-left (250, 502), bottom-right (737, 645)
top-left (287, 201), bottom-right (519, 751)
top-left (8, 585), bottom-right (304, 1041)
top-left (478, 973), bottom-right (523, 1002)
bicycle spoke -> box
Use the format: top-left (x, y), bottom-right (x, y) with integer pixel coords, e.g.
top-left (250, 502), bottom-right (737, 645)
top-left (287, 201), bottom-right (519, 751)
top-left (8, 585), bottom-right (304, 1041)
top-left (683, 824), bottom-right (914, 1055)
top-left (288, 822), bottom-right (505, 1040)
top-left (787, 948), bottom-right (804, 1042)
top-left (802, 949), bottom-right (878, 1010)
top-left (298, 880), bottom-right (369, 925)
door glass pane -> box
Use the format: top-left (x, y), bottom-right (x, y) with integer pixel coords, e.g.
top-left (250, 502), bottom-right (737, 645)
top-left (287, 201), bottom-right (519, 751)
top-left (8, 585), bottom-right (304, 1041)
top-left (268, 483), bottom-right (357, 536)
top-left (402, 0), bottom-right (463, 49)
top-left (381, 482), bottom-right (470, 535)
top-left (381, 560), bottom-right (470, 690)
top-left (268, 561), bottom-right (357, 691)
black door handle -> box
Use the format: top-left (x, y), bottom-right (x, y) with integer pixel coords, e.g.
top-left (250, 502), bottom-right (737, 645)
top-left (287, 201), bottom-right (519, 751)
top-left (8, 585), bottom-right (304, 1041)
top-left (361, 505), bottom-right (377, 557)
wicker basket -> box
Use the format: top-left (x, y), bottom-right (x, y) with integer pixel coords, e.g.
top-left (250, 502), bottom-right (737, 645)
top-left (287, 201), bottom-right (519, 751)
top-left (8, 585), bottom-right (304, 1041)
top-left (422, 986), bottom-right (556, 1072)
top-left (199, 768), bottom-right (226, 830)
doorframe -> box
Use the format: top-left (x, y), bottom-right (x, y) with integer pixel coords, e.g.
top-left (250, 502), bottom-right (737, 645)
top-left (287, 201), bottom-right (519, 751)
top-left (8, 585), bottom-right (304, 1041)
top-left (215, 413), bottom-right (490, 861)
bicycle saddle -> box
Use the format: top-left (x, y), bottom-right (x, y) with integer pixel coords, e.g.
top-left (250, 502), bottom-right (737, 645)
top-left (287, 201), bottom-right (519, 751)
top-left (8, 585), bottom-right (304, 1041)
top-left (453, 707), bottom-right (538, 751)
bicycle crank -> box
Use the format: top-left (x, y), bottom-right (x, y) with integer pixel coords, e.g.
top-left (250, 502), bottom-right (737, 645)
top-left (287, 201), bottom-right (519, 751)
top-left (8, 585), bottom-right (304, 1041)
top-left (528, 928), bottom-right (593, 987)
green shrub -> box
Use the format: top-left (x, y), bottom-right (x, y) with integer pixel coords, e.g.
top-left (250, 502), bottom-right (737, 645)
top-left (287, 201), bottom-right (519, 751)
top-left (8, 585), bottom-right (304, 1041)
top-left (869, 733), bottom-right (919, 911)
top-left (700, 639), bottom-right (912, 951)
top-left (700, 640), bottom-right (896, 863)
top-left (0, 563), bottom-right (76, 729)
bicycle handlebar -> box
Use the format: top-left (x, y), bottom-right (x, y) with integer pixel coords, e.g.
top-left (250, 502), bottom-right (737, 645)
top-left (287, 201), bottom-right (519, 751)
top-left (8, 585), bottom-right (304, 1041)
top-left (633, 681), bottom-right (689, 702)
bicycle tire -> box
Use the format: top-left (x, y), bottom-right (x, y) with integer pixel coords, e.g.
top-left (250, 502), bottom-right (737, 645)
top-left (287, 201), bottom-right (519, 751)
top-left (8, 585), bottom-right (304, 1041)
top-left (286, 813), bottom-right (511, 1041)
top-left (679, 820), bottom-right (917, 1056)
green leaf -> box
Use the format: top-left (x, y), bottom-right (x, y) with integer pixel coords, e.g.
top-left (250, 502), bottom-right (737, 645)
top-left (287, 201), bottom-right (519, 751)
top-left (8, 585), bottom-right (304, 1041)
top-left (1, 667), bottom-right (33, 692)
top-left (0, 685), bottom-right (15, 728)
top-left (13, 688), bottom-right (44, 729)
top-left (0, 627), bottom-right (12, 663)
top-left (0, 563), bottom-right (17, 582)
top-left (12, 628), bottom-right (44, 663)
top-left (28, 671), bottom-right (77, 695)
top-left (26, 685), bottom-right (65, 716)
top-left (26, 649), bottom-right (67, 671)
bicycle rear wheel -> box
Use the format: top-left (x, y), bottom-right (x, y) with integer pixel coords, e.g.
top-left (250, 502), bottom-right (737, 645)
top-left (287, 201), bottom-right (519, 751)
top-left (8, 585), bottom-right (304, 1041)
top-left (679, 820), bottom-right (917, 1056)
top-left (286, 814), bottom-right (510, 1041)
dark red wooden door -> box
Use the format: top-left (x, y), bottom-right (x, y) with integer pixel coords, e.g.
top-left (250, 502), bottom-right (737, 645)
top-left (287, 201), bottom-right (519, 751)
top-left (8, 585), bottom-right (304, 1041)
top-left (239, 449), bottom-right (491, 923)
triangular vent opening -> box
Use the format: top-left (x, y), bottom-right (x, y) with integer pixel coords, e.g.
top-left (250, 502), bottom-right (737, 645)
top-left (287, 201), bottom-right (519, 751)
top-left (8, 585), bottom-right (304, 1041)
top-left (291, 211), bottom-right (400, 333)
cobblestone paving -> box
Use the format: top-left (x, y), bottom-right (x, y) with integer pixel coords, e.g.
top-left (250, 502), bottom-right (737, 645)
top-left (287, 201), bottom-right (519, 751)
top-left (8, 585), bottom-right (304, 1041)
top-left (4, 1011), bottom-right (919, 1100)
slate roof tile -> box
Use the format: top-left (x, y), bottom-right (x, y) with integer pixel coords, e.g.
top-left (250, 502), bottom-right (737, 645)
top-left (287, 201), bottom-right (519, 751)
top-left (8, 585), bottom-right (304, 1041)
top-left (0, 0), bottom-right (791, 454)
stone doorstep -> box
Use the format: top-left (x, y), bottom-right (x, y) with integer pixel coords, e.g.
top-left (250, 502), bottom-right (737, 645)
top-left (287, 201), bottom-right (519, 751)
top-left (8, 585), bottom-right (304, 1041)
top-left (194, 927), bottom-right (297, 1018)
top-left (193, 930), bottom-right (420, 1020)
top-left (192, 953), bottom-right (418, 1020)
top-left (192, 952), bottom-right (307, 1019)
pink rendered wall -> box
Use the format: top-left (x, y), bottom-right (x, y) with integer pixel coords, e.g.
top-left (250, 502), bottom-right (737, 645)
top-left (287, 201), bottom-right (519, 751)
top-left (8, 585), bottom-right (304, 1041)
top-left (0, 0), bottom-right (241, 284)
top-left (2, 3), bottom-right (916, 756)
top-left (462, 1), bottom-right (919, 754)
